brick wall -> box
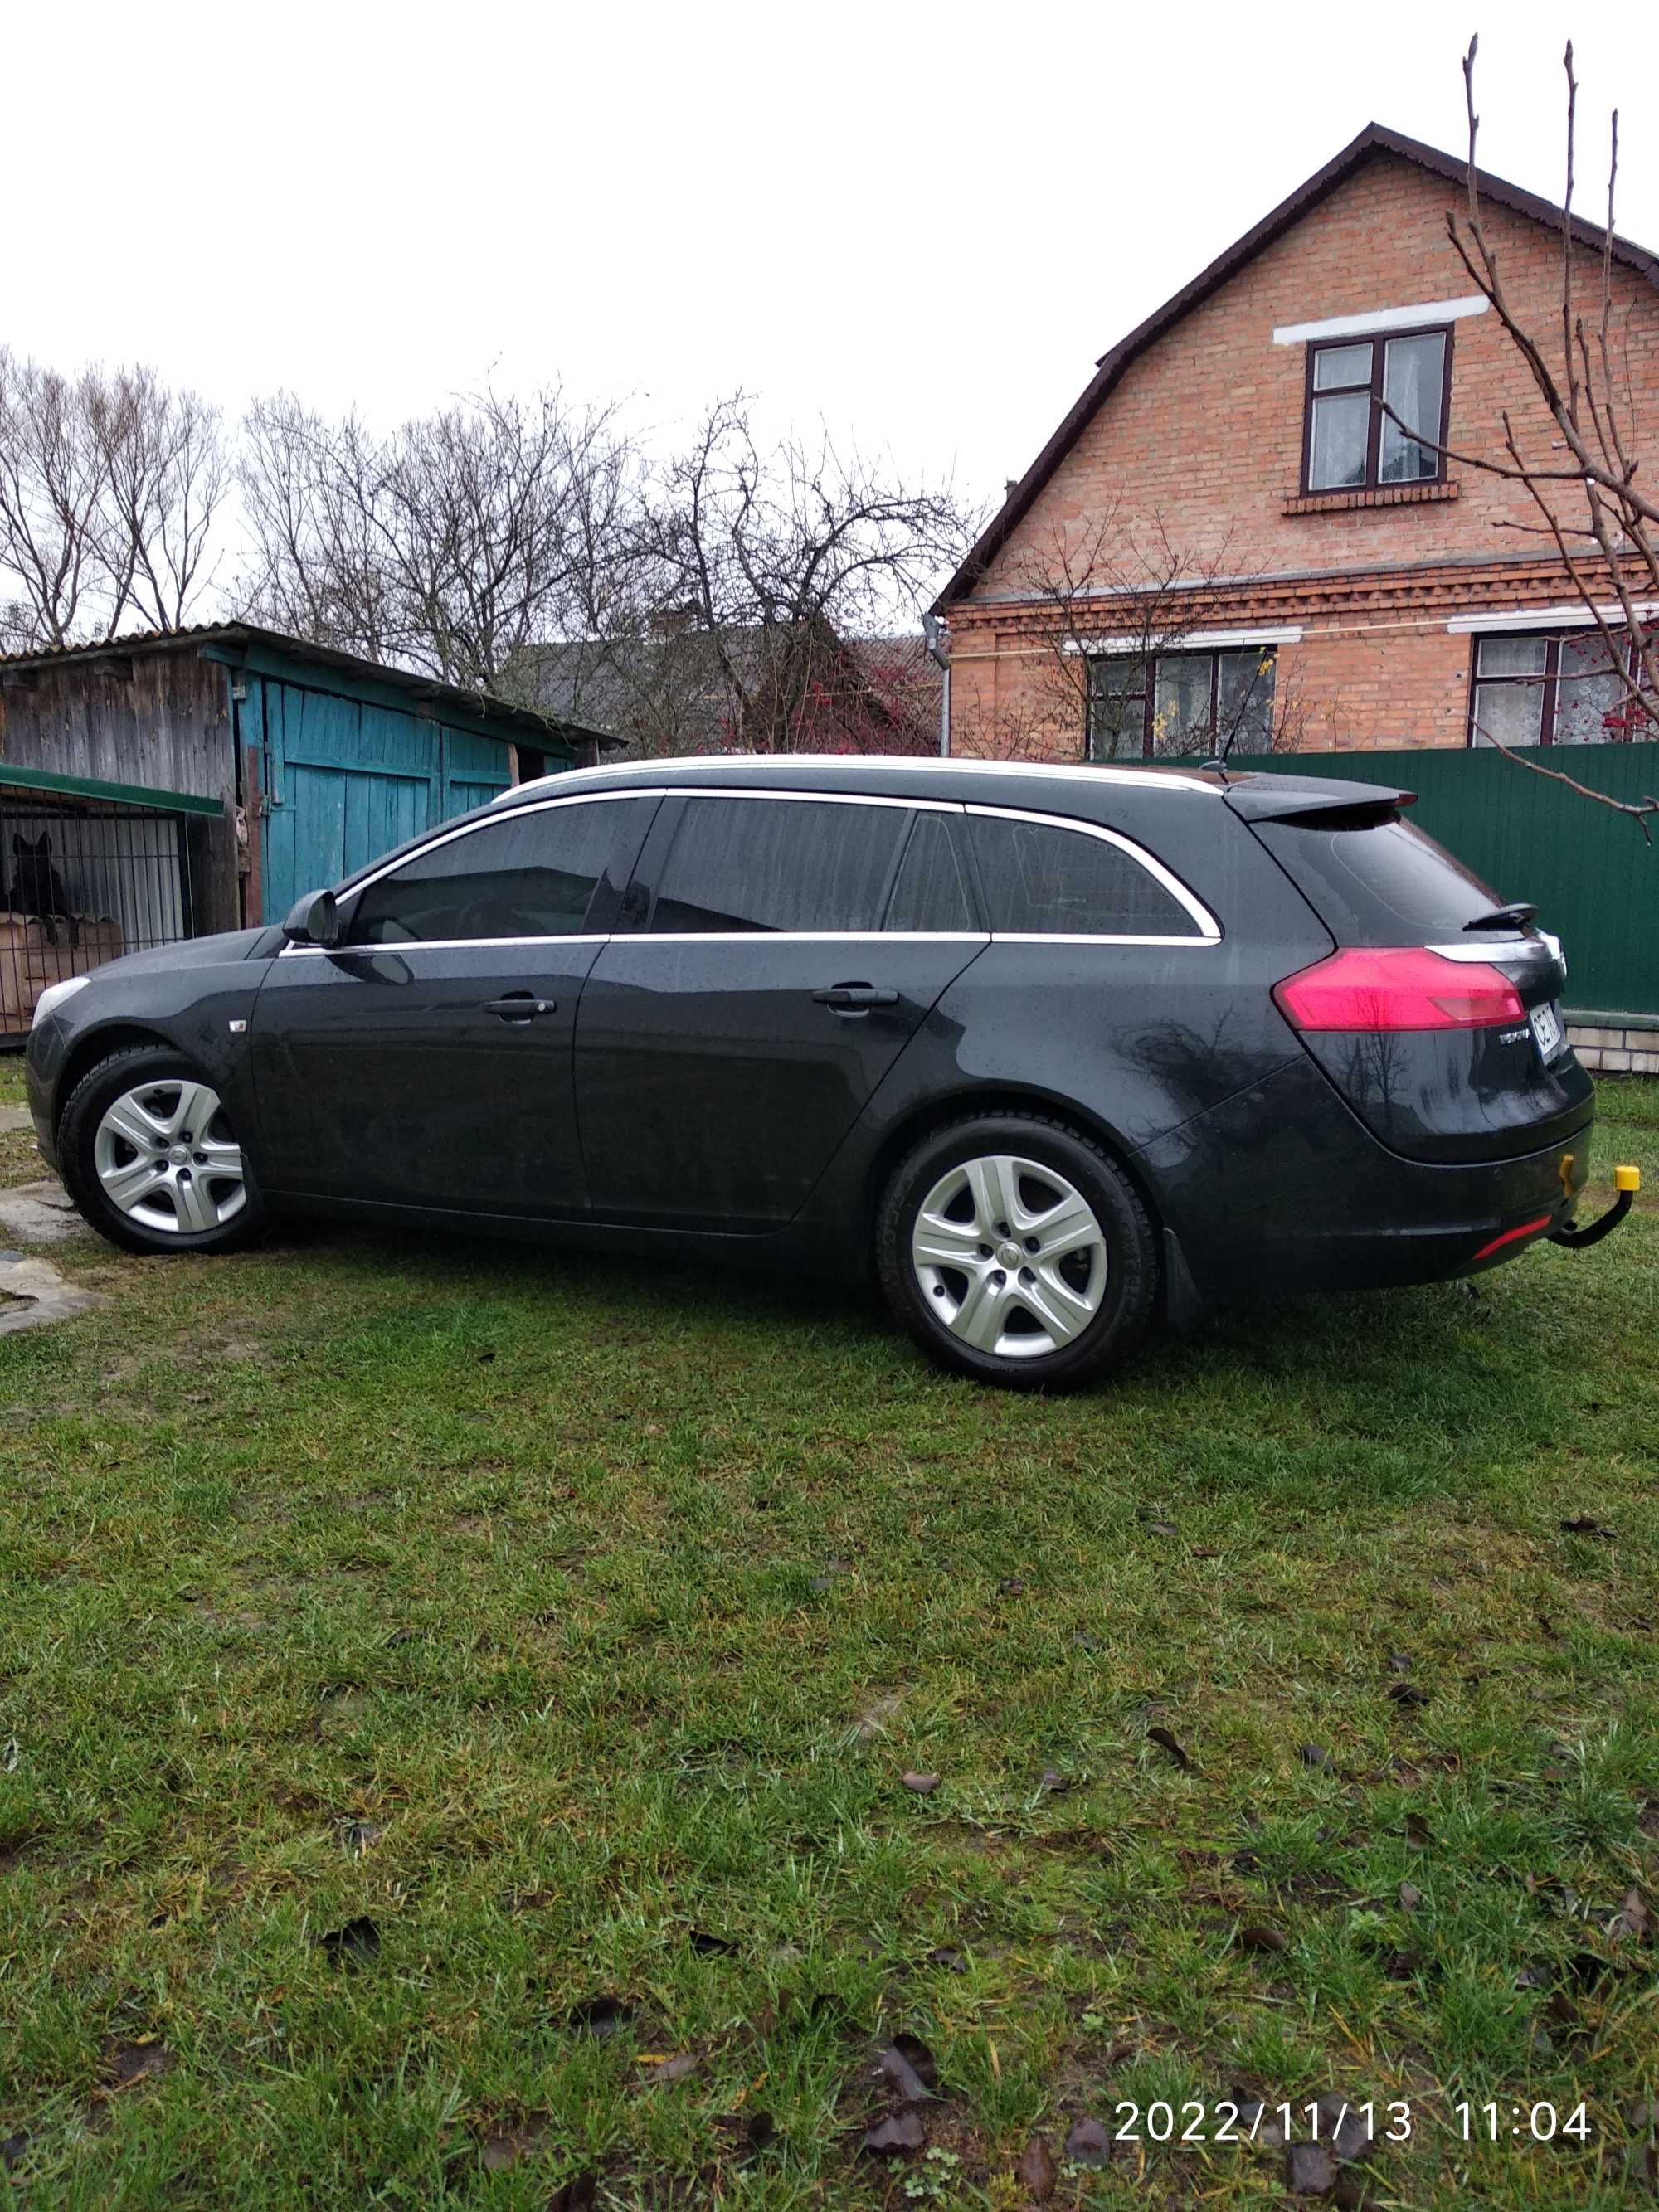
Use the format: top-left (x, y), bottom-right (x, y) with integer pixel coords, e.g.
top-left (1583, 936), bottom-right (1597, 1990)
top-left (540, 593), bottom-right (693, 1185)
top-left (949, 148), bottom-right (1659, 760)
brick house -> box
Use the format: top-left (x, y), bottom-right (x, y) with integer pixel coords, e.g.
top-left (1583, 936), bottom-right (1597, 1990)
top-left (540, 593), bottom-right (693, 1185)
top-left (935, 123), bottom-right (1659, 762)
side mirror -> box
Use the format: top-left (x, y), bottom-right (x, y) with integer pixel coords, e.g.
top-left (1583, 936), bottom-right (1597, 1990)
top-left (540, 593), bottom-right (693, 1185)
top-left (282, 887), bottom-right (341, 947)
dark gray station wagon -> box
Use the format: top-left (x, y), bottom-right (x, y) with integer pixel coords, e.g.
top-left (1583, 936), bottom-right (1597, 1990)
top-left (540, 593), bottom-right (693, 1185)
top-left (24, 753), bottom-right (1632, 1388)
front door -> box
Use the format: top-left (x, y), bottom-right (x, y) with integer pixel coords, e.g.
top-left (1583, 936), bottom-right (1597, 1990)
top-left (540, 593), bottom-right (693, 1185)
top-left (251, 793), bottom-right (654, 1218)
top-left (575, 793), bottom-right (986, 1228)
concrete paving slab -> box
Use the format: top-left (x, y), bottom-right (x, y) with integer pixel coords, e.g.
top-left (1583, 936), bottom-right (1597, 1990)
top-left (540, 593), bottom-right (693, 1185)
top-left (0, 1179), bottom-right (85, 1247)
top-left (0, 1106), bottom-right (35, 1133)
top-left (0, 1252), bottom-right (105, 1335)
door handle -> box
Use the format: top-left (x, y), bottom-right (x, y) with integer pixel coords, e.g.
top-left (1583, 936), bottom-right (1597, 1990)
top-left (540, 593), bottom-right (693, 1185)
top-left (484, 994), bottom-right (556, 1022)
top-left (811, 984), bottom-right (899, 1012)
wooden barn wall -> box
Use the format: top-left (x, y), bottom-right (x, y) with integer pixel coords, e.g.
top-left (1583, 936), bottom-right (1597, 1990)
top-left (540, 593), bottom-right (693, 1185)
top-left (0, 653), bottom-right (241, 932)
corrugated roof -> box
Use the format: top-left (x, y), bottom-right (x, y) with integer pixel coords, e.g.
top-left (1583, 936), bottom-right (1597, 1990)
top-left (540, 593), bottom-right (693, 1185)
top-left (935, 122), bottom-right (1659, 611)
top-left (0, 620), bottom-right (620, 750)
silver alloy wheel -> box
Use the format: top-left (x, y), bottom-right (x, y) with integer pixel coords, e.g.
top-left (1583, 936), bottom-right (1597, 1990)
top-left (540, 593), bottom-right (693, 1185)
top-left (910, 1152), bottom-right (1107, 1359)
top-left (92, 1078), bottom-right (247, 1237)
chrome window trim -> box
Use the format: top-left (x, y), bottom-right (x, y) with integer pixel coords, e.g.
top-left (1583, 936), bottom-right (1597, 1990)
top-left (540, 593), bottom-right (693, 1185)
top-left (280, 933), bottom-right (611, 958)
top-left (608, 931), bottom-right (991, 946)
top-left (963, 802), bottom-right (1222, 943)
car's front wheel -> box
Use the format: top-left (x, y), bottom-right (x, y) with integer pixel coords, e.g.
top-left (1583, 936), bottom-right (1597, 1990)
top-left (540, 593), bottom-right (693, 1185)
top-left (876, 1112), bottom-right (1159, 1389)
top-left (57, 1046), bottom-right (268, 1256)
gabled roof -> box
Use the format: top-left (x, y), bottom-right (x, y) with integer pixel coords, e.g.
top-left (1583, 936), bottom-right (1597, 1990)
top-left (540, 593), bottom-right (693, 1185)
top-left (935, 122), bottom-right (1659, 611)
top-left (0, 620), bottom-right (620, 751)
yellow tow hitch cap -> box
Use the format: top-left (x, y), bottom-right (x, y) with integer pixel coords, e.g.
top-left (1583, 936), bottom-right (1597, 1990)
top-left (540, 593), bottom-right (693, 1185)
top-left (1614, 1164), bottom-right (1641, 1193)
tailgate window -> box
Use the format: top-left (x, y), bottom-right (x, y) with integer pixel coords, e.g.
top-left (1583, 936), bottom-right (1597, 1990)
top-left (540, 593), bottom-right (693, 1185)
top-left (1254, 813), bottom-right (1501, 945)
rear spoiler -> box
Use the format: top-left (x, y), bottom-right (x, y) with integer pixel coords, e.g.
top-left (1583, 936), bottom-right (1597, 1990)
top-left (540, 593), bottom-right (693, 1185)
top-left (1221, 779), bottom-right (1415, 824)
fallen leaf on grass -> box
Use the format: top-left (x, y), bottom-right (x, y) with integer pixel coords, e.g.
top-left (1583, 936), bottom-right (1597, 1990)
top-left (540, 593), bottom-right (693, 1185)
top-left (901, 1772), bottom-right (940, 1796)
top-left (1387, 1652), bottom-right (1412, 1674)
top-left (1238, 1923), bottom-right (1288, 1955)
top-left (316, 1916), bottom-right (380, 1966)
top-left (1611, 1888), bottom-right (1650, 1943)
top-left (1383, 1947), bottom-right (1424, 1980)
top-left (863, 2109), bottom-right (926, 2155)
top-left (1399, 1880), bottom-right (1422, 1911)
top-left (104, 2037), bottom-right (173, 2089)
top-left (1016, 2133), bottom-right (1058, 2200)
top-left (713, 2108), bottom-right (776, 2157)
top-left (1404, 1814), bottom-right (1433, 1849)
top-left (1064, 2116), bottom-right (1111, 2166)
top-left (1147, 1725), bottom-right (1192, 1771)
top-left (925, 1946), bottom-right (966, 1973)
top-left (688, 1929), bottom-right (738, 1957)
top-left (549, 2176), bottom-right (599, 2212)
top-left (639, 2052), bottom-right (699, 2085)
top-left (1388, 1683), bottom-right (1431, 1710)
top-left (1037, 1767), bottom-right (1071, 1796)
top-left (1299, 1744), bottom-right (1333, 1770)
top-left (1146, 1519), bottom-right (1178, 1539)
top-left (999, 1577), bottom-right (1028, 1597)
top-left (565, 1994), bottom-right (635, 2037)
top-left (480, 2119), bottom-right (546, 2171)
top-left (1559, 1515), bottom-right (1616, 1539)
top-left (1641, 1801), bottom-right (1659, 1840)
top-left (878, 2031), bottom-right (939, 2101)
top-left (1286, 2139), bottom-right (1340, 2195)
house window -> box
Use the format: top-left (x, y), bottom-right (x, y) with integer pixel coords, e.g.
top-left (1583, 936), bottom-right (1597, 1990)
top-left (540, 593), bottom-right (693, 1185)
top-left (1468, 630), bottom-right (1642, 747)
top-left (1303, 328), bottom-right (1450, 492)
top-left (1088, 647), bottom-right (1277, 759)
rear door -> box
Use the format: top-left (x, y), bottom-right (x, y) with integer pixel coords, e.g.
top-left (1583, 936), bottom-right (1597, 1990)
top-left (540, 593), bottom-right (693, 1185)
top-left (573, 792), bottom-right (986, 1228)
top-left (251, 793), bottom-right (653, 1216)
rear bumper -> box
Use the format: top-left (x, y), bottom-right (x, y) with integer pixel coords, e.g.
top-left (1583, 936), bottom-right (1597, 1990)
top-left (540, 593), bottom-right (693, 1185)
top-left (1138, 1057), bottom-right (1594, 1305)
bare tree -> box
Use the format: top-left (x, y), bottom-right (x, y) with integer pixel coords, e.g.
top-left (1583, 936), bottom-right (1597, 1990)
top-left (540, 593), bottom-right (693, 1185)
top-left (0, 351), bottom-right (226, 649)
top-left (953, 503), bottom-right (1311, 762)
top-left (1378, 41), bottom-right (1659, 832)
top-left (238, 384), bottom-right (636, 698)
top-left (630, 394), bottom-right (976, 753)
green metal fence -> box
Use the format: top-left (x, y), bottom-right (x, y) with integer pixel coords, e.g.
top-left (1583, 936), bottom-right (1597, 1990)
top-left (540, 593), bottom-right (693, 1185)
top-left (1227, 742), bottom-right (1659, 1024)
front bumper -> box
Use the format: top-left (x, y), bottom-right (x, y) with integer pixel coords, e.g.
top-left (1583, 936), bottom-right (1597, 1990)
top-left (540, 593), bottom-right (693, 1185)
top-left (22, 1015), bottom-right (64, 1173)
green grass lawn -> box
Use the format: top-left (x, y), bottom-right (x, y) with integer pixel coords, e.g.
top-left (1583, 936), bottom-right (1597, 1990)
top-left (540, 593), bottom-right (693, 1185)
top-left (2, 1074), bottom-right (1656, 2208)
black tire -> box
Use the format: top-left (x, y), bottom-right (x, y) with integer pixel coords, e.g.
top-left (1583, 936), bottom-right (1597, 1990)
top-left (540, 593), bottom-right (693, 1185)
top-left (875, 1111), bottom-right (1159, 1391)
top-left (57, 1045), bottom-right (269, 1257)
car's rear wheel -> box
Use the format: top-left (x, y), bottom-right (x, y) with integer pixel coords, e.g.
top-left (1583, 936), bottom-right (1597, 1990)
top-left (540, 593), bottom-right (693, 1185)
top-left (58, 1046), bottom-right (268, 1256)
top-left (876, 1112), bottom-right (1159, 1389)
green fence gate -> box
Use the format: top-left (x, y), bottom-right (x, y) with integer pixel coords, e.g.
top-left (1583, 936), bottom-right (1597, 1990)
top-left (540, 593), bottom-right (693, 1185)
top-left (1228, 741), bottom-right (1659, 1024)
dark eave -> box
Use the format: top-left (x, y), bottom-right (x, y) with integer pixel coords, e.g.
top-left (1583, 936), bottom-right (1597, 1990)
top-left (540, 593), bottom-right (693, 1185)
top-left (0, 620), bottom-right (620, 752)
top-left (935, 121), bottom-right (1659, 613)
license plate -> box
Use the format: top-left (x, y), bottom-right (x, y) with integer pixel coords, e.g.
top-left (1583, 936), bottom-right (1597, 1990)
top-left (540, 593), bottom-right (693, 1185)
top-left (1530, 1001), bottom-right (1564, 1061)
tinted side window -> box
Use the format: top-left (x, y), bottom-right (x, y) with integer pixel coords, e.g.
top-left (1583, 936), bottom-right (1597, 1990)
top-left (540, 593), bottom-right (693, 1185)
top-left (967, 814), bottom-right (1201, 937)
top-left (884, 812), bottom-right (976, 931)
top-left (649, 798), bottom-right (908, 933)
top-left (1254, 814), bottom-right (1500, 945)
top-left (347, 799), bottom-right (640, 945)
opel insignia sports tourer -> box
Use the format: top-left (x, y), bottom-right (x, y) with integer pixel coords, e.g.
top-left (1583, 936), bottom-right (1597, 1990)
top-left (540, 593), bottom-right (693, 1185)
top-left (23, 754), bottom-right (1631, 1388)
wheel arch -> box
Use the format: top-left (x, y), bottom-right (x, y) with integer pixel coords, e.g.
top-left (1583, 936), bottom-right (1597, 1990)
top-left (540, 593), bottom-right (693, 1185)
top-left (54, 1024), bottom-right (179, 1138)
top-left (861, 1085), bottom-right (1165, 1242)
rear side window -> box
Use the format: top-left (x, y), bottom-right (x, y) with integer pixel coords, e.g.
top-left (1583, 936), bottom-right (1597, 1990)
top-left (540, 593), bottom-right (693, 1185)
top-left (1255, 814), bottom-right (1500, 944)
top-left (649, 796), bottom-right (909, 933)
top-left (966, 813), bottom-right (1207, 938)
top-left (884, 812), bottom-right (977, 931)
top-left (346, 798), bottom-right (640, 944)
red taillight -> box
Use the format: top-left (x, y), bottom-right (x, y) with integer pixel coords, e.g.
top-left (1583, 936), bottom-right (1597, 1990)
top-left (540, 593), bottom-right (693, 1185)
top-left (1273, 946), bottom-right (1527, 1033)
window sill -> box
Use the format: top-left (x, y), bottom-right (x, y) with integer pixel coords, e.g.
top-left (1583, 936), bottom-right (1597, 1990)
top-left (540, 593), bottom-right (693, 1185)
top-left (1282, 480), bottom-right (1460, 517)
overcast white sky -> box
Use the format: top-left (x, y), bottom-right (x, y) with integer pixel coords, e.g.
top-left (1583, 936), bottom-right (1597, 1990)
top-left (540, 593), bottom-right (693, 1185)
top-left (7, 0), bottom-right (1657, 511)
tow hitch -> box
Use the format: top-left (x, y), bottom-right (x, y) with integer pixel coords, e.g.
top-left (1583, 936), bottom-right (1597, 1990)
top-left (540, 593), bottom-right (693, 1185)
top-left (1550, 1164), bottom-right (1641, 1251)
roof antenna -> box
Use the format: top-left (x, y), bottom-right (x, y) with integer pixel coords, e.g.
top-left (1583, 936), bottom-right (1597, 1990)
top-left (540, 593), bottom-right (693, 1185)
top-left (1198, 754), bottom-right (1232, 785)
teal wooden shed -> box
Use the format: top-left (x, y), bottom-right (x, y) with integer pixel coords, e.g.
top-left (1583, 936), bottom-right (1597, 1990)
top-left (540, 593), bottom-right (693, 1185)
top-left (0, 625), bottom-right (615, 950)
